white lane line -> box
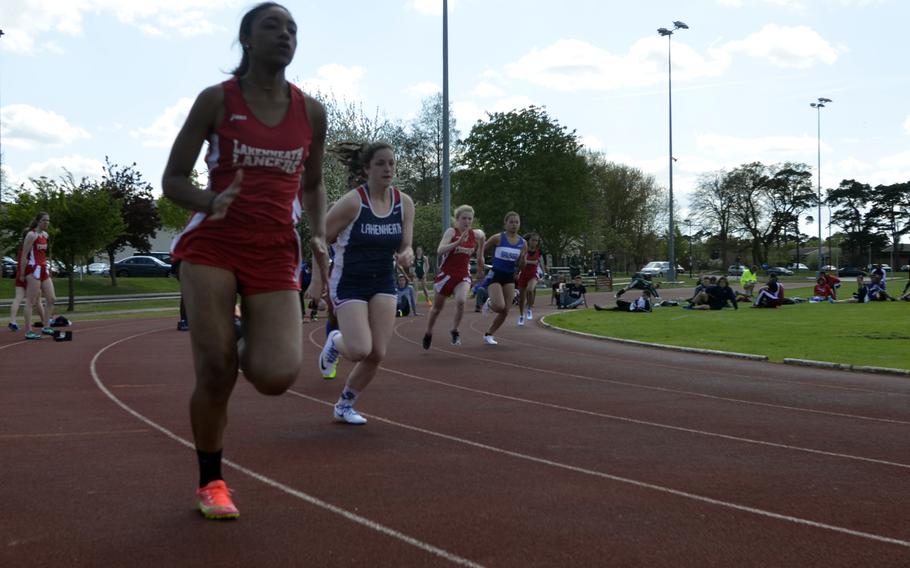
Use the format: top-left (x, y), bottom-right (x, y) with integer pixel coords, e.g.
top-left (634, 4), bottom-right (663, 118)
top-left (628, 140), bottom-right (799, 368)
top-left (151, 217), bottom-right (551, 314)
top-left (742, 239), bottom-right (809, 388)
top-left (287, 388), bottom-right (910, 550)
top-left (393, 323), bottom-right (910, 427)
top-left (463, 317), bottom-right (910, 398)
top-left (376, 365), bottom-right (910, 470)
top-left (89, 329), bottom-right (483, 568)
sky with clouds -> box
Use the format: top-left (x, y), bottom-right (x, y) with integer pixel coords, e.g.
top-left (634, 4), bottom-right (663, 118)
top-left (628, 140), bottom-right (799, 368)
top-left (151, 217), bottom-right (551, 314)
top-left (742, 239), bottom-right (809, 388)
top-left (1, 0), bottom-right (908, 238)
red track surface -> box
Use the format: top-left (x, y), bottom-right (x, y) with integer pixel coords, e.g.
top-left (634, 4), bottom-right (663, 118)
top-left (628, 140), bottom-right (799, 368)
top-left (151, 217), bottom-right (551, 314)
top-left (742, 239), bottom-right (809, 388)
top-left (2, 301), bottom-right (909, 567)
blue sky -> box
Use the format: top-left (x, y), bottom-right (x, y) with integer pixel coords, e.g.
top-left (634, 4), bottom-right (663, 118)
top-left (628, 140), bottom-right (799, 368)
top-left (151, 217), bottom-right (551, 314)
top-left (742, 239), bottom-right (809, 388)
top-left (1, 0), bottom-right (908, 238)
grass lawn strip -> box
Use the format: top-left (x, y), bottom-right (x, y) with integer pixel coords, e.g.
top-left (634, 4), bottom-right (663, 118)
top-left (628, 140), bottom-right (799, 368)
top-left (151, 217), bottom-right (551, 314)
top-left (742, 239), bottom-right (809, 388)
top-left (543, 301), bottom-right (910, 372)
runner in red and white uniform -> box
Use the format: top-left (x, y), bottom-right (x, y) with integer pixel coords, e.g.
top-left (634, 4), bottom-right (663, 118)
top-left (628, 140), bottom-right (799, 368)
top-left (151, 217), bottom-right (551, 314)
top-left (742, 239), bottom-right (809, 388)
top-left (161, 2), bottom-right (328, 521)
top-left (516, 233), bottom-right (545, 326)
top-left (18, 212), bottom-right (56, 340)
top-left (422, 205), bottom-right (485, 349)
top-left (8, 226), bottom-right (47, 333)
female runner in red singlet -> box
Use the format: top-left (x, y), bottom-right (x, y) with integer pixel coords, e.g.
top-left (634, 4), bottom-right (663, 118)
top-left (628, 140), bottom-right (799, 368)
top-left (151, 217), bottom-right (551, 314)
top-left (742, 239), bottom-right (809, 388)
top-left (162, 2), bottom-right (328, 520)
top-left (19, 212), bottom-right (56, 340)
top-left (422, 205), bottom-right (485, 348)
top-left (516, 233), bottom-right (545, 326)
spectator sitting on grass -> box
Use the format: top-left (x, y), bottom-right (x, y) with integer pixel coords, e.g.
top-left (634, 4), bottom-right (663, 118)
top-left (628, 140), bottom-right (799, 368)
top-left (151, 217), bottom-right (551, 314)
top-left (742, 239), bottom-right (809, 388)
top-left (395, 274), bottom-right (419, 317)
top-left (842, 276), bottom-right (868, 303)
top-left (616, 272), bottom-right (660, 299)
top-left (865, 273), bottom-right (895, 302)
top-left (740, 265), bottom-right (758, 297)
top-left (819, 270), bottom-right (841, 298)
top-left (558, 275), bottom-right (587, 309)
top-left (688, 276), bottom-right (738, 310)
top-left (594, 288), bottom-right (652, 312)
top-left (687, 275), bottom-right (712, 304)
top-left (551, 275), bottom-right (566, 305)
top-left (810, 276), bottom-right (836, 303)
top-left (753, 274), bottom-right (785, 308)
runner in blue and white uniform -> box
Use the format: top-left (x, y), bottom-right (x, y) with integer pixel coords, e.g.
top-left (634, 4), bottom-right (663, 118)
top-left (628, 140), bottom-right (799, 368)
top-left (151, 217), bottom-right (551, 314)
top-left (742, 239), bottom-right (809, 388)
top-left (308, 141), bottom-right (415, 425)
top-left (480, 211), bottom-right (527, 345)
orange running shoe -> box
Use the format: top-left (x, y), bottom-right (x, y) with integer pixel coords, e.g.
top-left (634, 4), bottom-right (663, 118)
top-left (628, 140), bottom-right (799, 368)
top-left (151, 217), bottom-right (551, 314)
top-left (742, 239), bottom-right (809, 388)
top-left (196, 480), bottom-right (239, 520)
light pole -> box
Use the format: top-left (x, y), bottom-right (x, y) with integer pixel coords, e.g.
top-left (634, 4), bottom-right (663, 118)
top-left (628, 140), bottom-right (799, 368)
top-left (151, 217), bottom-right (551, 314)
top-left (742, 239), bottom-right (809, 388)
top-left (441, 0), bottom-right (451, 232)
top-left (810, 97), bottom-right (832, 274)
top-left (658, 20), bottom-right (688, 283)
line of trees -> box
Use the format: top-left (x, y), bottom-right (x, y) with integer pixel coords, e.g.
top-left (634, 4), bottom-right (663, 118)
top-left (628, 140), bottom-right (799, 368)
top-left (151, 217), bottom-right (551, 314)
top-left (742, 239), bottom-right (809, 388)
top-left (689, 163), bottom-right (909, 269)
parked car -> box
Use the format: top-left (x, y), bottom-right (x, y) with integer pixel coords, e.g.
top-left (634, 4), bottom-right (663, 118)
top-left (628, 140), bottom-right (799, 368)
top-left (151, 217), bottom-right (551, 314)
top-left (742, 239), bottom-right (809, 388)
top-left (2, 256), bottom-right (17, 278)
top-left (837, 266), bottom-right (867, 277)
top-left (140, 251), bottom-right (173, 264)
top-left (787, 263), bottom-right (809, 271)
top-left (639, 261), bottom-right (685, 278)
top-left (766, 266), bottom-right (794, 277)
top-left (727, 265), bottom-right (746, 276)
top-left (821, 265), bottom-right (837, 272)
top-left (48, 259), bottom-right (70, 277)
top-left (901, 264), bottom-right (910, 272)
top-left (84, 262), bottom-right (110, 275)
top-left (113, 255), bottom-right (173, 277)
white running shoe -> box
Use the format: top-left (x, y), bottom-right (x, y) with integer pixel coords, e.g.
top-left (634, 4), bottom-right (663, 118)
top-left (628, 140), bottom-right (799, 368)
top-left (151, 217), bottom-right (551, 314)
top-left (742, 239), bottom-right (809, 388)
top-left (526, 308), bottom-right (533, 320)
top-left (517, 315), bottom-right (525, 326)
top-left (319, 330), bottom-right (341, 379)
top-left (334, 403), bottom-right (367, 425)
top-left (483, 334), bottom-right (498, 345)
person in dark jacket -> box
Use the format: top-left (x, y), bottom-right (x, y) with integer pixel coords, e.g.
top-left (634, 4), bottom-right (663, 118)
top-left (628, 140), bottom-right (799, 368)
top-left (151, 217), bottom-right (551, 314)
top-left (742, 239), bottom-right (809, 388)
top-left (689, 276), bottom-right (738, 310)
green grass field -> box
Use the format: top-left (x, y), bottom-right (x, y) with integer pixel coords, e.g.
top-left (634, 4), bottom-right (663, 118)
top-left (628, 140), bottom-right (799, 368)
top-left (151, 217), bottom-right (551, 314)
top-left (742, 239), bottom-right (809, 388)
top-left (0, 276), bottom-right (180, 300)
top-left (544, 301), bottom-right (910, 370)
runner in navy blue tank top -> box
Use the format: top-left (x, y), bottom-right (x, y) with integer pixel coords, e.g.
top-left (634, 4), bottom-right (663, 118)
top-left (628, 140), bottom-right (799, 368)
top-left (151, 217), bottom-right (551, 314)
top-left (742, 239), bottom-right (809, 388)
top-left (307, 142), bottom-right (415, 425)
top-left (480, 211), bottom-right (527, 345)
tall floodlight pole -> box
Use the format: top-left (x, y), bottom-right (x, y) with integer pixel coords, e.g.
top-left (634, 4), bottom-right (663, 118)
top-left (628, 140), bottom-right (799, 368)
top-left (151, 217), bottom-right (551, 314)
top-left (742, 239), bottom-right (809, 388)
top-left (0, 29), bottom-right (5, 206)
top-left (441, 0), bottom-right (451, 232)
top-left (810, 97), bottom-right (832, 274)
top-left (658, 21), bottom-right (688, 283)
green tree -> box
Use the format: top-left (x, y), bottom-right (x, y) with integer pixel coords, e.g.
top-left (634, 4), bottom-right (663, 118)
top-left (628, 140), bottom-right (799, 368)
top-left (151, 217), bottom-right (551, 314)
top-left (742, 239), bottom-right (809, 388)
top-left (1, 175), bottom-right (124, 309)
top-left (868, 181), bottom-right (910, 269)
top-left (689, 169), bottom-right (738, 266)
top-left (456, 106), bottom-right (592, 258)
top-left (99, 158), bottom-right (160, 286)
top-left (586, 155), bottom-right (664, 271)
top-left (827, 179), bottom-right (885, 265)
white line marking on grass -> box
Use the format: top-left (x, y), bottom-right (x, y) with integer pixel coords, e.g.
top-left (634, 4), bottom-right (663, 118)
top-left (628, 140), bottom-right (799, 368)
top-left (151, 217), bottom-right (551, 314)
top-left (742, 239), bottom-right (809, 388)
top-left (90, 329), bottom-right (484, 568)
top-left (286, 389), bottom-right (910, 551)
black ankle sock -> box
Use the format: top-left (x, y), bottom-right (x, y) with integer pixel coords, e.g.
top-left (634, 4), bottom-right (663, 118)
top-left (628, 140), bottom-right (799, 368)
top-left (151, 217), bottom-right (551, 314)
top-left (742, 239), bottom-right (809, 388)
top-left (197, 449), bottom-right (223, 488)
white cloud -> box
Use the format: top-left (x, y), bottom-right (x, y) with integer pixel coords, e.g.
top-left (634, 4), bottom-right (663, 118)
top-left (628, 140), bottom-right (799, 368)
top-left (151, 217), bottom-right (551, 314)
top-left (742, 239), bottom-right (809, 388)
top-left (471, 81), bottom-right (506, 98)
top-left (132, 98), bottom-right (193, 148)
top-left (723, 24), bottom-right (841, 68)
top-left (696, 133), bottom-right (829, 160)
top-left (9, 154), bottom-right (105, 187)
top-left (580, 135), bottom-right (604, 151)
top-left (408, 0), bottom-right (461, 16)
top-left (0, 0), bottom-right (234, 54)
top-left (405, 82), bottom-right (440, 97)
top-left (453, 95), bottom-right (536, 128)
top-left (1, 104), bottom-right (91, 149)
top-left (302, 64), bottom-right (366, 98)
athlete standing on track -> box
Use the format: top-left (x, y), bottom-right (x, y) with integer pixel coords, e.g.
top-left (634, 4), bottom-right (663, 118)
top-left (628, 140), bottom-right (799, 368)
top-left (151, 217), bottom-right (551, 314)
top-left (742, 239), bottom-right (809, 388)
top-left (8, 225), bottom-right (47, 334)
top-left (481, 212), bottom-right (526, 345)
top-left (310, 142), bottom-right (415, 425)
top-left (422, 204), bottom-right (485, 349)
top-left (18, 212), bottom-right (56, 340)
top-left (412, 245), bottom-right (432, 306)
top-left (162, 2), bottom-right (328, 521)
top-left (516, 233), bottom-right (545, 326)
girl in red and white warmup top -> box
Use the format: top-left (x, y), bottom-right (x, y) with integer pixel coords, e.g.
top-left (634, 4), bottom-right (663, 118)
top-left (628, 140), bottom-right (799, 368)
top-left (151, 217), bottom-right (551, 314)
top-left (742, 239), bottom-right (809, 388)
top-left (422, 205), bottom-right (485, 349)
top-left (516, 233), bottom-right (545, 326)
top-left (8, 226), bottom-right (47, 333)
top-left (162, 2), bottom-right (328, 520)
top-left (18, 212), bottom-right (56, 340)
